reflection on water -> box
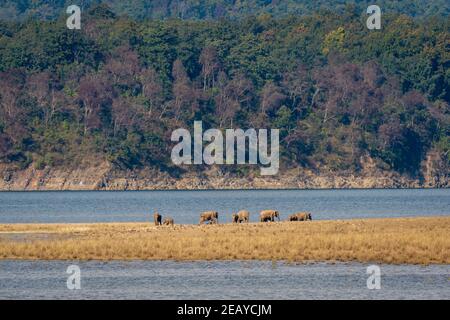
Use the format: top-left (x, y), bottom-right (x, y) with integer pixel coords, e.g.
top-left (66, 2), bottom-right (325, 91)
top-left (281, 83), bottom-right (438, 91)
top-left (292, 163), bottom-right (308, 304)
top-left (0, 189), bottom-right (449, 224)
top-left (0, 261), bottom-right (448, 300)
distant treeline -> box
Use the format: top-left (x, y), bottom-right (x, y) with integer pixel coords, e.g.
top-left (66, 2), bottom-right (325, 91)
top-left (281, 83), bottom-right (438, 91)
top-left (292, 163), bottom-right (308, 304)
top-left (0, 0), bottom-right (449, 21)
top-left (0, 5), bottom-right (448, 178)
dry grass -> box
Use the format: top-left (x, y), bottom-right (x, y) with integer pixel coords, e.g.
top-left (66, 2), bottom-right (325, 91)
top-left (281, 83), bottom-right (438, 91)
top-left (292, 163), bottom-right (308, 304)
top-left (0, 217), bottom-right (449, 264)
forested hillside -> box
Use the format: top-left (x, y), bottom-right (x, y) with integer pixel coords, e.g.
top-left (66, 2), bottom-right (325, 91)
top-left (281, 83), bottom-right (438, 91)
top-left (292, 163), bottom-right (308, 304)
top-left (0, 0), bottom-right (449, 20)
top-left (0, 4), bottom-right (448, 188)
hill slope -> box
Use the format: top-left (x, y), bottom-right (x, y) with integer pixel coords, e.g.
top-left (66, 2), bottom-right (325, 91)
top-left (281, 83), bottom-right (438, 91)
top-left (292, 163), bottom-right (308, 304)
top-left (0, 8), bottom-right (448, 189)
top-left (0, 0), bottom-right (449, 21)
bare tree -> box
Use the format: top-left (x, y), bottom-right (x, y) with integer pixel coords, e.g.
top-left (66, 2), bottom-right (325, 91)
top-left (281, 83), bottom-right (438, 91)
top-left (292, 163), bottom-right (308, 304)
top-left (260, 81), bottom-right (286, 116)
top-left (104, 45), bottom-right (140, 88)
top-left (362, 61), bottom-right (385, 89)
top-left (139, 67), bottom-right (164, 117)
top-left (215, 72), bottom-right (253, 127)
top-left (282, 64), bottom-right (311, 111)
top-left (26, 72), bottom-right (66, 126)
top-left (78, 74), bottom-right (113, 134)
top-left (111, 96), bottom-right (141, 136)
top-left (199, 46), bottom-right (221, 91)
top-left (170, 59), bottom-right (199, 122)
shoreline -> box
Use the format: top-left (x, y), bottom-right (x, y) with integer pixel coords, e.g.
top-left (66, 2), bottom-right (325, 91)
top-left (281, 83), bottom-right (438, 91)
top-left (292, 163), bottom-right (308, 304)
top-left (0, 186), bottom-right (449, 192)
top-left (0, 217), bottom-right (448, 265)
top-left (1, 162), bottom-right (449, 191)
top-left (1, 258), bottom-right (449, 267)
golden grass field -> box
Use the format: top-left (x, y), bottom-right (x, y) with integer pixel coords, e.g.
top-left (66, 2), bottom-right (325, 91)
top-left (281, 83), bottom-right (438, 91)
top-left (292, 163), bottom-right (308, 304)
top-left (0, 216), bottom-right (449, 264)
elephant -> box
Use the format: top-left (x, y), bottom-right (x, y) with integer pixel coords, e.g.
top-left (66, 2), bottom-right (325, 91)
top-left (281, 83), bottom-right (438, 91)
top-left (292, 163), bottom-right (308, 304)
top-left (237, 210), bottom-right (250, 223)
top-left (153, 212), bottom-right (162, 226)
top-left (163, 217), bottom-right (174, 226)
top-left (199, 211), bottom-right (219, 225)
top-left (290, 212), bottom-right (312, 221)
top-left (260, 210), bottom-right (280, 222)
top-left (232, 210), bottom-right (249, 223)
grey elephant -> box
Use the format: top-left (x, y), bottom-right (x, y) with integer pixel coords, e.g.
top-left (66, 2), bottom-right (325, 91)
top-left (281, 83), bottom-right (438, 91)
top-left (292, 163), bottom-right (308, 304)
top-left (153, 212), bottom-right (162, 226)
top-left (289, 212), bottom-right (312, 221)
top-left (163, 217), bottom-right (174, 226)
top-left (237, 210), bottom-right (250, 223)
top-left (199, 211), bottom-right (219, 224)
top-left (232, 210), bottom-right (249, 223)
top-left (260, 210), bottom-right (280, 222)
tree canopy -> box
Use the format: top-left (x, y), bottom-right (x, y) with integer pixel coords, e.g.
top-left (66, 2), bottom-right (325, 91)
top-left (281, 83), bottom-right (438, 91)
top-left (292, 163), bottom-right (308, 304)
top-left (0, 0), bottom-right (449, 20)
top-left (0, 5), bottom-right (448, 178)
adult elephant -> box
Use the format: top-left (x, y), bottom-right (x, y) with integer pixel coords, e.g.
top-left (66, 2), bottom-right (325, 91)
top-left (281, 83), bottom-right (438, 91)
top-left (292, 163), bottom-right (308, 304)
top-left (291, 212), bottom-right (312, 221)
top-left (199, 211), bottom-right (219, 225)
top-left (232, 210), bottom-right (250, 223)
top-left (237, 210), bottom-right (250, 223)
top-left (260, 210), bottom-right (280, 222)
top-left (153, 212), bottom-right (162, 226)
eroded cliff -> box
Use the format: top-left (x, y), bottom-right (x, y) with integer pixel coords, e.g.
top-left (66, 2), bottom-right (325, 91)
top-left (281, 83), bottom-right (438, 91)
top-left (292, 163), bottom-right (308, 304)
top-left (0, 153), bottom-right (448, 190)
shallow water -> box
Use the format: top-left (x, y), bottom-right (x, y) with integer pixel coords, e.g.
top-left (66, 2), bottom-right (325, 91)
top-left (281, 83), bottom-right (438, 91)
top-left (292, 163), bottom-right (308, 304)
top-left (0, 260), bottom-right (448, 300)
top-left (0, 189), bottom-right (449, 224)
top-left (1, 189), bottom-right (448, 299)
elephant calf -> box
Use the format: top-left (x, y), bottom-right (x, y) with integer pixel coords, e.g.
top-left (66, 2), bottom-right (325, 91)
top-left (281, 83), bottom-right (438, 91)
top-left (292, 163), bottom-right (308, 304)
top-left (163, 217), bottom-right (174, 226)
top-left (289, 212), bottom-right (312, 221)
top-left (153, 212), bottom-right (162, 226)
top-left (199, 211), bottom-right (219, 225)
top-left (260, 210), bottom-right (280, 222)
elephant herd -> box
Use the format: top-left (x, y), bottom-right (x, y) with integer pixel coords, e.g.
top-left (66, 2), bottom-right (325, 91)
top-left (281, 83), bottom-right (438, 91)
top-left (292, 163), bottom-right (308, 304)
top-left (235, 210), bottom-right (312, 223)
top-left (153, 210), bottom-right (312, 226)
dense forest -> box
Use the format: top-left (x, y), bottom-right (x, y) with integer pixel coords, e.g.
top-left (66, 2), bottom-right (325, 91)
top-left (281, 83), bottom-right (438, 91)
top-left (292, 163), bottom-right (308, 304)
top-left (1, 0), bottom-right (449, 20)
top-left (0, 3), bottom-right (448, 181)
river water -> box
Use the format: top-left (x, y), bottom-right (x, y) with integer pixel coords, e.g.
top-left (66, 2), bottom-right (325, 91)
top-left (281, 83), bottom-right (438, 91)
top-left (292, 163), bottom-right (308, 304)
top-left (0, 189), bottom-right (448, 299)
top-left (0, 189), bottom-right (449, 224)
top-left (0, 260), bottom-right (448, 300)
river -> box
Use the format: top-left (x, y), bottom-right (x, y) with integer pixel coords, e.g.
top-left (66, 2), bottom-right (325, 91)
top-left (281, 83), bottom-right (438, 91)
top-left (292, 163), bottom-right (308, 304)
top-left (0, 189), bottom-right (449, 299)
top-left (0, 189), bottom-right (449, 224)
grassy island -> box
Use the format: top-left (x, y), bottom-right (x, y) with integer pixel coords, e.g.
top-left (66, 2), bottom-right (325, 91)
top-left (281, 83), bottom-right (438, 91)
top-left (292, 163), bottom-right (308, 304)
top-left (0, 217), bottom-right (448, 265)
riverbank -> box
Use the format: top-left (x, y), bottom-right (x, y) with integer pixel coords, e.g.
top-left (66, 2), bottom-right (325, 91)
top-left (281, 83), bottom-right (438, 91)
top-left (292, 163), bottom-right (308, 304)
top-left (0, 217), bottom-right (448, 264)
top-left (1, 162), bottom-right (449, 191)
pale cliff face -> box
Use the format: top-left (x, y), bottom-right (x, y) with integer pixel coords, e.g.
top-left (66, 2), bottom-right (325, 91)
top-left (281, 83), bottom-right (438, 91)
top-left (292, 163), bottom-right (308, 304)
top-left (0, 152), bottom-right (448, 191)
